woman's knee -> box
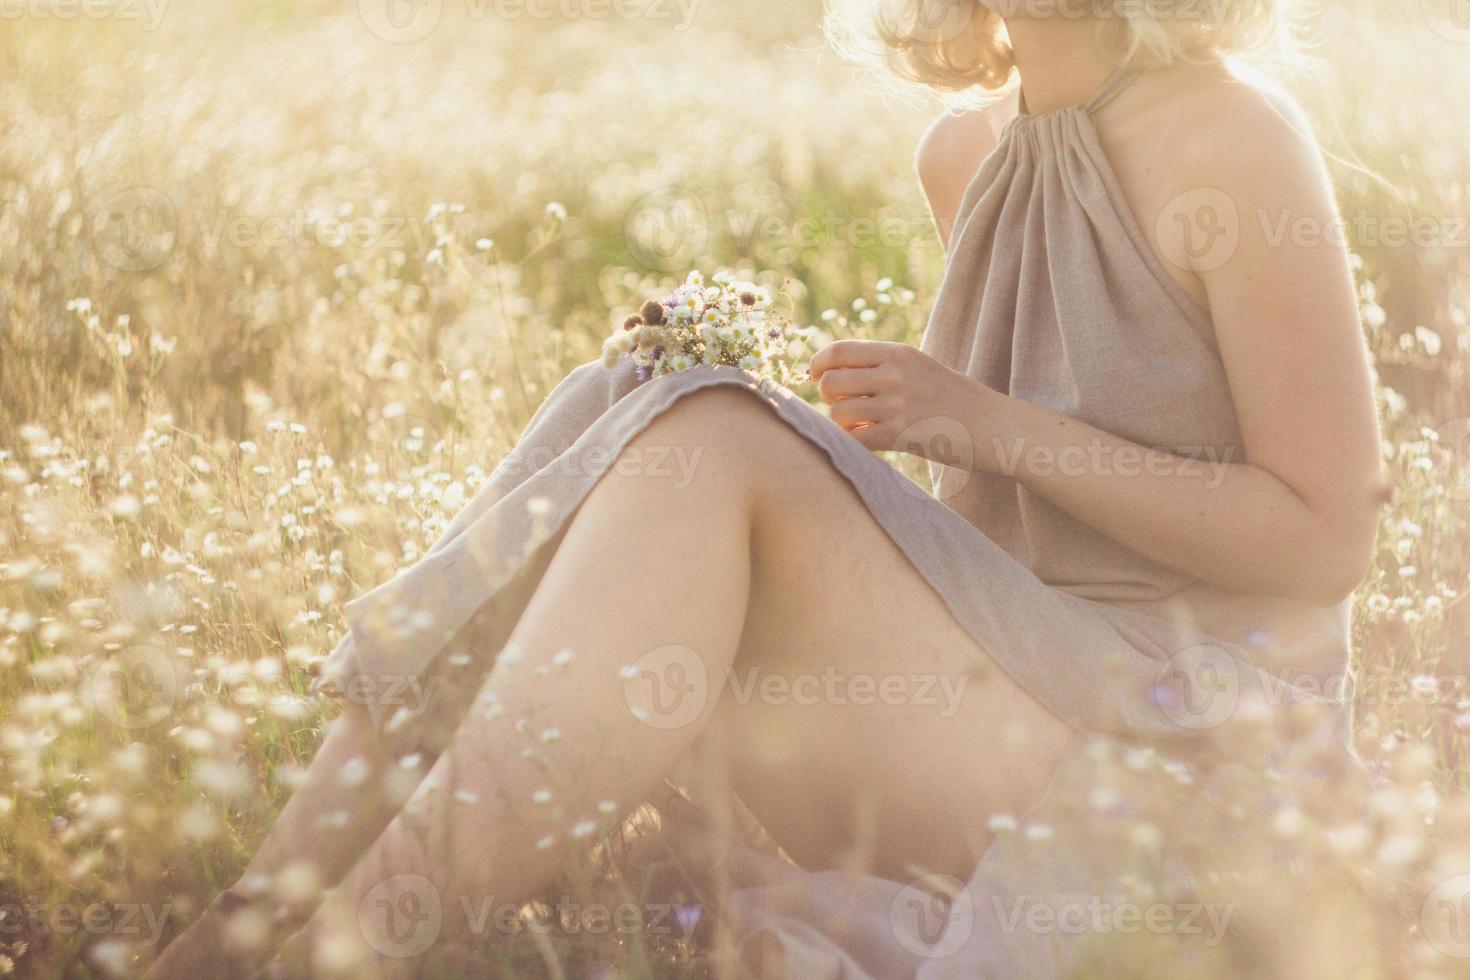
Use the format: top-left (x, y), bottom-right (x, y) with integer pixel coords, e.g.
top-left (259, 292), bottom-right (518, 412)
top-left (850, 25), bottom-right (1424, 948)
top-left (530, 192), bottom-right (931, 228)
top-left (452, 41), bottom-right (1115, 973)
top-left (646, 384), bottom-right (777, 439)
top-left (627, 385), bottom-right (791, 486)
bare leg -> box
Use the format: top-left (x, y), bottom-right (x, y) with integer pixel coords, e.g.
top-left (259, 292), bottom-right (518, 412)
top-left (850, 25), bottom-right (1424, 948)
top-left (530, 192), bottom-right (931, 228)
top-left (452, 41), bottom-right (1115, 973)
top-left (278, 388), bottom-right (1075, 975)
top-left (148, 542), bottom-right (556, 979)
top-left (142, 702), bottom-right (403, 980)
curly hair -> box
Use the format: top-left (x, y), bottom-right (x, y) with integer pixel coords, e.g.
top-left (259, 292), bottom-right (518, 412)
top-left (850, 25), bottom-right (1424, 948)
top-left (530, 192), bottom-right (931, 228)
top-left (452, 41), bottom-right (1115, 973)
top-left (825, 0), bottom-right (1298, 99)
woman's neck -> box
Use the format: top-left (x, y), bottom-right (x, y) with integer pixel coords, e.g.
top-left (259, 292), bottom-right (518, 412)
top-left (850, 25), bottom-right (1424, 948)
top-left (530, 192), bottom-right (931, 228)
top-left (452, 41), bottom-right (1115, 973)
top-left (1004, 17), bottom-right (1118, 114)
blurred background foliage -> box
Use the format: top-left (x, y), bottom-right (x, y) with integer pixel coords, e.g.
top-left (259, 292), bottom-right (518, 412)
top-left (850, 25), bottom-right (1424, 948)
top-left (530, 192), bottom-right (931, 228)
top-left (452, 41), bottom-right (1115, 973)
top-left (0, 0), bottom-right (1468, 975)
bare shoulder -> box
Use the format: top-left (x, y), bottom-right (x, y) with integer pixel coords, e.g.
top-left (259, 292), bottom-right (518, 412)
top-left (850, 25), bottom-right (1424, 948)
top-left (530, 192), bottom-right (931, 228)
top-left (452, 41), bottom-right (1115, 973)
top-left (1140, 62), bottom-right (1325, 193)
top-left (1095, 62), bottom-right (1336, 297)
top-left (915, 95), bottom-right (1016, 186)
top-left (915, 93), bottom-right (1019, 246)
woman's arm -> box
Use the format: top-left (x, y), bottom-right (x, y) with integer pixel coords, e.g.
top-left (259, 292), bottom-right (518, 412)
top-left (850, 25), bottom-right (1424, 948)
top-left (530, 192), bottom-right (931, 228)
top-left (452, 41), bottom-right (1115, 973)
top-left (813, 87), bottom-right (1384, 607)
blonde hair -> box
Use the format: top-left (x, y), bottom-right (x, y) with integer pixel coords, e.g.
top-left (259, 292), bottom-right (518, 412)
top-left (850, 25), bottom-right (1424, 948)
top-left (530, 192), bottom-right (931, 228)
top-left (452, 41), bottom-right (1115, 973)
top-left (825, 0), bottom-right (1300, 100)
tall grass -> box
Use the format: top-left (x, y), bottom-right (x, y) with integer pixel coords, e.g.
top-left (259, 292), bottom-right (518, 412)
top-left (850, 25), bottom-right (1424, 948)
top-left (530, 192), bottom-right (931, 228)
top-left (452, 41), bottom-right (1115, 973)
top-left (0, 1), bottom-right (1467, 975)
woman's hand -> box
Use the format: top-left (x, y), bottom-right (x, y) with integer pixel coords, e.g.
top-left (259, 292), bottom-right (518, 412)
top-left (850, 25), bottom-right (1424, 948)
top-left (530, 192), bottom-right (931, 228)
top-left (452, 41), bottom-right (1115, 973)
top-left (809, 340), bottom-right (1003, 470)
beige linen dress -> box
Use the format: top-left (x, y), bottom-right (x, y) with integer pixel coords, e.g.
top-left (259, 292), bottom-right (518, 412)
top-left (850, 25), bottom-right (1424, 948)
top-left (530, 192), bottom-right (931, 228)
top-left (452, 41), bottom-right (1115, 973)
top-left (318, 68), bottom-right (1354, 977)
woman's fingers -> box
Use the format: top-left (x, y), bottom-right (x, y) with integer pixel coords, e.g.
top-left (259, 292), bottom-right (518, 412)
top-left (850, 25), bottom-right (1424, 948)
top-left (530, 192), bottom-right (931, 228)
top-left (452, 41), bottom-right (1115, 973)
top-left (809, 339), bottom-right (897, 380)
top-left (809, 342), bottom-right (908, 455)
top-left (816, 365), bottom-right (890, 403)
top-left (829, 395), bottom-right (885, 429)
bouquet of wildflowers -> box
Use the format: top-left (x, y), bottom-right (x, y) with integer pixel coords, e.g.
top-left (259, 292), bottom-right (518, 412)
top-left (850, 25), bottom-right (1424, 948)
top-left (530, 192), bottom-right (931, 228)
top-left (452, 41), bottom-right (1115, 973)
top-left (602, 270), bottom-right (802, 385)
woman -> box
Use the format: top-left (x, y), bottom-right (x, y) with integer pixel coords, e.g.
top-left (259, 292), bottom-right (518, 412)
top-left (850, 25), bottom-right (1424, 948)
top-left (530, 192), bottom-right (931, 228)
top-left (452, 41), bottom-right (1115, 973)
top-left (152, 1), bottom-right (1382, 976)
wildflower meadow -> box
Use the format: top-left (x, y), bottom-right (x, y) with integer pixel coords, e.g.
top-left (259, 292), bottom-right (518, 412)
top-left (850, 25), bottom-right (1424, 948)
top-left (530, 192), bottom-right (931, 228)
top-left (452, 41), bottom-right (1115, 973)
top-left (1, 0), bottom-right (1468, 976)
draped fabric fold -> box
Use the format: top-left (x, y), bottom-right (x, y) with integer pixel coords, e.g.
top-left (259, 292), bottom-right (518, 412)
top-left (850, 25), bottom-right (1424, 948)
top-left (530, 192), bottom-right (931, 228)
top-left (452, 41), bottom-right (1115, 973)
top-left (317, 67), bottom-right (1354, 976)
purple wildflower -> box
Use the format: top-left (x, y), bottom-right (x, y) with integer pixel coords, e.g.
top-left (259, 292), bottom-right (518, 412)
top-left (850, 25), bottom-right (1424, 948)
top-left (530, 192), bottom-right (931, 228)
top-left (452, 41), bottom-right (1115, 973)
top-left (1148, 679), bottom-right (1182, 712)
top-left (675, 903), bottom-right (703, 935)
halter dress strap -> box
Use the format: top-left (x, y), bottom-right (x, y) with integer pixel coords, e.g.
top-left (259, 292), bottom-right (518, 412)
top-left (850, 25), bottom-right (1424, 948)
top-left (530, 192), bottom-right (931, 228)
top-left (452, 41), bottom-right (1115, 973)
top-left (1080, 65), bottom-right (1141, 114)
